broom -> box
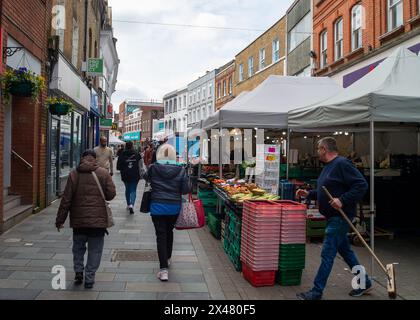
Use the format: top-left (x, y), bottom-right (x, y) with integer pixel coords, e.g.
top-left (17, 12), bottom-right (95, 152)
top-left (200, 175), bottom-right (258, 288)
top-left (322, 186), bottom-right (397, 299)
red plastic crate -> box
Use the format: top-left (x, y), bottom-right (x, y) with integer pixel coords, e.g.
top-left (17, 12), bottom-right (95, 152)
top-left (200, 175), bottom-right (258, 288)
top-left (242, 262), bottom-right (276, 287)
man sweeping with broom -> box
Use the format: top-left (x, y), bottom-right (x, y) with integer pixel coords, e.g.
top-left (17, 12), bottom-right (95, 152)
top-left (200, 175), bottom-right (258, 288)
top-left (296, 137), bottom-right (372, 300)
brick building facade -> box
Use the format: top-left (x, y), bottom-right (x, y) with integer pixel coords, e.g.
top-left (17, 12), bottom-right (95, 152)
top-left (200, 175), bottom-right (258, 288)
top-left (0, 0), bottom-right (52, 233)
top-left (234, 16), bottom-right (286, 97)
top-left (313, 0), bottom-right (420, 86)
top-left (215, 60), bottom-right (235, 111)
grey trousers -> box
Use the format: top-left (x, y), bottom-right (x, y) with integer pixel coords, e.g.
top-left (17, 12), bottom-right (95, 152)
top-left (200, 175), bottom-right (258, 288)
top-left (72, 234), bottom-right (104, 283)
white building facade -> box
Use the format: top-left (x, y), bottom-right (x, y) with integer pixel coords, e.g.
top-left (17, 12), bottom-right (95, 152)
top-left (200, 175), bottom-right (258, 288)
top-left (164, 87), bottom-right (188, 134)
top-left (187, 70), bottom-right (216, 129)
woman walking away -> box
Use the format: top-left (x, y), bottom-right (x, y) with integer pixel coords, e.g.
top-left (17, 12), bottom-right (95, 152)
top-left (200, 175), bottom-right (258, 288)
top-left (117, 141), bottom-right (142, 214)
top-left (145, 144), bottom-right (190, 281)
top-left (55, 150), bottom-right (116, 289)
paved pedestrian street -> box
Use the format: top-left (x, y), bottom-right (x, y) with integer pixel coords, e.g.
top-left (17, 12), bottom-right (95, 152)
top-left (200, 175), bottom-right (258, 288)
top-left (0, 171), bottom-right (417, 300)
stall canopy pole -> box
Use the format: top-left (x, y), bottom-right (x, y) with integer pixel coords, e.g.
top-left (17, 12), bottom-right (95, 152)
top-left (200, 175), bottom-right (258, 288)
top-left (219, 126), bottom-right (223, 179)
top-left (370, 120), bottom-right (375, 278)
top-left (286, 129), bottom-right (291, 180)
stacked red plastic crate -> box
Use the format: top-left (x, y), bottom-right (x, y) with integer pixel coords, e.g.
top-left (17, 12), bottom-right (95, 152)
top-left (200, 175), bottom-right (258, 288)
top-left (240, 200), bottom-right (282, 287)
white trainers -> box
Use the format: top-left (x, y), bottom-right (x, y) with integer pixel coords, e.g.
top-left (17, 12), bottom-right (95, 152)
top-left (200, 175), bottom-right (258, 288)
top-left (157, 269), bottom-right (169, 281)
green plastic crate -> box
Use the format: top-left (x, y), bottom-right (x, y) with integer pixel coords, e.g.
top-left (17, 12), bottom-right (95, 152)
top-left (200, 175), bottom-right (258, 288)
top-left (198, 189), bottom-right (216, 199)
top-left (207, 213), bottom-right (221, 239)
top-left (276, 269), bottom-right (303, 286)
top-left (307, 220), bottom-right (327, 228)
top-left (201, 198), bottom-right (218, 207)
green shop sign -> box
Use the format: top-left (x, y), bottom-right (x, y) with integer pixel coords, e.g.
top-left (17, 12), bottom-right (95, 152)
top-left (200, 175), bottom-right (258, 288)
top-left (87, 58), bottom-right (104, 76)
top-left (100, 118), bottom-right (112, 129)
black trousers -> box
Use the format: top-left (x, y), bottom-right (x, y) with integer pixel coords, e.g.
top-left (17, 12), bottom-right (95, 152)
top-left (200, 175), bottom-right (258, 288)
top-left (151, 215), bottom-right (178, 269)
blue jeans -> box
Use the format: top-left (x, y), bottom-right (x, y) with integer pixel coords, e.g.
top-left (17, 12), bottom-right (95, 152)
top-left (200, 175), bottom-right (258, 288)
top-left (72, 234), bottom-right (104, 283)
top-left (124, 181), bottom-right (139, 206)
top-left (312, 216), bottom-right (372, 295)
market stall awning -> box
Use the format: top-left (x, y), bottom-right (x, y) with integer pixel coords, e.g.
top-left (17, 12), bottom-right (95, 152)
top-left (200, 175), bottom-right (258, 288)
top-left (201, 76), bottom-right (342, 130)
top-left (109, 135), bottom-right (125, 145)
top-left (288, 47), bottom-right (420, 129)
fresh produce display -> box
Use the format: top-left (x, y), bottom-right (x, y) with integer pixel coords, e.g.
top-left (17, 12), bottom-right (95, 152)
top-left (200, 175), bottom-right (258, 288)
top-left (210, 179), bottom-right (280, 203)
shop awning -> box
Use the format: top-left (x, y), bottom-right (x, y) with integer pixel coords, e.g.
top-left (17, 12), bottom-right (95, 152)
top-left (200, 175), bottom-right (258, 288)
top-left (201, 75), bottom-right (342, 130)
top-left (288, 47), bottom-right (420, 129)
top-left (50, 53), bottom-right (91, 112)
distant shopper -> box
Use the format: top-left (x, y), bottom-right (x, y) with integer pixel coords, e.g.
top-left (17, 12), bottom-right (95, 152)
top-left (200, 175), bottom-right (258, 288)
top-left (55, 150), bottom-right (116, 289)
top-left (145, 144), bottom-right (190, 281)
top-left (117, 141), bottom-right (142, 214)
top-left (94, 136), bottom-right (114, 176)
top-left (296, 137), bottom-right (370, 300)
top-left (116, 144), bottom-right (125, 158)
top-left (144, 142), bottom-right (154, 167)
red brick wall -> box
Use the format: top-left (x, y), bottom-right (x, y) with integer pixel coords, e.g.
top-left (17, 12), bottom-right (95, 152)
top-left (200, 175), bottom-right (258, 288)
top-left (313, 0), bottom-right (420, 75)
top-left (0, 0), bottom-right (51, 229)
top-left (215, 63), bottom-right (235, 111)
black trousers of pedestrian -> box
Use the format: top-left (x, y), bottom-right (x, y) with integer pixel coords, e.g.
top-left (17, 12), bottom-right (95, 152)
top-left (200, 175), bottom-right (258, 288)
top-left (151, 215), bottom-right (178, 269)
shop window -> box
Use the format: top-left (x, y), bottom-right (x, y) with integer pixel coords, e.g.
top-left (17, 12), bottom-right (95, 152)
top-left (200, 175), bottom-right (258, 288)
top-left (72, 112), bottom-right (82, 168)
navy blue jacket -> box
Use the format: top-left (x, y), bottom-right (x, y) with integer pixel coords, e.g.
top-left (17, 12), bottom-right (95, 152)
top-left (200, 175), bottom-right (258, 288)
top-left (308, 156), bottom-right (368, 219)
top-left (145, 163), bottom-right (190, 204)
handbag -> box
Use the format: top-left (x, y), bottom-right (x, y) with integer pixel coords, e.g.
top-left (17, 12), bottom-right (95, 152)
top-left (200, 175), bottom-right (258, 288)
top-left (140, 183), bottom-right (152, 213)
top-left (138, 157), bottom-right (146, 179)
top-left (175, 194), bottom-right (205, 230)
top-left (92, 171), bottom-right (115, 228)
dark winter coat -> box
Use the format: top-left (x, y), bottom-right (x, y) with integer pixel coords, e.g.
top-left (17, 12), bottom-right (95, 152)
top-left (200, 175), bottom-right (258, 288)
top-left (116, 149), bottom-right (142, 182)
top-left (55, 156), bottom-right (116, 229)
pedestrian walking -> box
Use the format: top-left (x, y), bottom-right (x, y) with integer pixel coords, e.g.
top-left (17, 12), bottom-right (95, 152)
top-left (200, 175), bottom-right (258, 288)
top-left (296, 137), bottom-right (371, 300)
top-left (116, 144), bottom-right (125, 158)
top-left (94, 136), bottom-right (114, 176)
top-left (143, 142), bottom-right (154, 168)
top-left (144, 144), bottom-right (190, 281)
top-left (117, 141), bottom-right (142, 214)
top-left (55, 150), bottom-right (116, 289)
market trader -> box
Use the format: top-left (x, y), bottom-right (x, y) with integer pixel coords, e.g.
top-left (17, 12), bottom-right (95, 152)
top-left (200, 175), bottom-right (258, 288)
top-left (296, 137), bottom-right (372, 300)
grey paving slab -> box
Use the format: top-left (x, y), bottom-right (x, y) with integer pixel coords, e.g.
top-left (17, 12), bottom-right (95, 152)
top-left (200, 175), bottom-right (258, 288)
top-left (101, 267), bottom-right (155, 274)
top-left (36, 290), bottom-right (99, 300)
top-left (14, 253), bottom-right (55, 260)
top-left (0, 252), bottom-right (18, 259)
top-left (0, 279), bottom-right (30, 289)
top-left (0, 271), bottom-right (14, 278)
top-left (157, 292), bottom-right (211, 300)
top-left (114, 274), bottom-right (148, 282)
top-left (125, 282), bottom-right (182, 293)
top-left (9, 271), bottom-right (55, 280)
top-left (0, 258), bottom-right (30, 266)
top-left (0, 288), bottom-right (41, 300)
top-left (180, 283), bottom-right (209, 293)
top-left (26, 280), bottom-right (73, 290)
top-left (97, 292), bottom-right (158, 300)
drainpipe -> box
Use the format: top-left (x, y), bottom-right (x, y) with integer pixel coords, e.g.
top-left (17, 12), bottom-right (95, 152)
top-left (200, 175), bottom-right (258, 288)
top-left (83, 0), bottom-right (88, 79)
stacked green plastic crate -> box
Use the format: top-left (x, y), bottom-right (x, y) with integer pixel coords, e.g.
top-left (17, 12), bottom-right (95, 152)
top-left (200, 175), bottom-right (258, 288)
top-left (198, 188), bottom-right (217, 217)
top-left (223, 209), bottom-right (242, 271)
top-left (277, 244), bottom-right (305, 286)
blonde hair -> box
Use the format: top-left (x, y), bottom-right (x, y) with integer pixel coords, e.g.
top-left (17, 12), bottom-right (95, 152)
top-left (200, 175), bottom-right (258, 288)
top-left (156, 144), bottom-right (176, 162)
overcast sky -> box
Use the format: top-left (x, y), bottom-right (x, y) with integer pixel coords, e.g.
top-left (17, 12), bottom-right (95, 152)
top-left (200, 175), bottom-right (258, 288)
top-left (108, 0), bottom-right (295, 110)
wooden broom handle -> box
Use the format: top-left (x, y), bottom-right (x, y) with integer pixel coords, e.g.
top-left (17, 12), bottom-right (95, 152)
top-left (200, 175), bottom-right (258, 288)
top-left (322, 186), bottom-right (389, 276)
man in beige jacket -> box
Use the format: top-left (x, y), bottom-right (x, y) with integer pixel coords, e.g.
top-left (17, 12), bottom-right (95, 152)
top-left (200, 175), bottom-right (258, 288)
top-left (94, 136), bottom-right (114, 176)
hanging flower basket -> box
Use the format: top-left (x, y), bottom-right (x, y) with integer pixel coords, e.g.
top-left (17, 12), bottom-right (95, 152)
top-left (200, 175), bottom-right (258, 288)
top-left (8, 80), bottom-right (34, 97)
top-left (46, 97), bottom-right (74, 116)
top-left (0, 67), bottom-right (45, 103)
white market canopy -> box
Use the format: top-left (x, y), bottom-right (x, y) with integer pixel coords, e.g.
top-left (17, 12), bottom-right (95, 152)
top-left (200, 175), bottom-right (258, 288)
top-left (202, 75), bottom-right (343, 130)
top-left (288, 47), bottom-right (420, 129)
top-left (108, 135), bottom-right (125, 145)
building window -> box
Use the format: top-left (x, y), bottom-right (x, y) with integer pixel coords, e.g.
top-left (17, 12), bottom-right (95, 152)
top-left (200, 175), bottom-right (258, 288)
top-left (272, 39), bottom-right (280, 62)
top-left (229, 76), bottom-right (233, 95)
top-left (202, 107), bottom-right (206, 119)
top-left (223, 80), bottom-right (227, 97)
top-left (352, 5), bottom-right (363, 51)
top-left (208, 104), bottom-right (212, 116)
top-left (189, 94), bottom-right (192, 105)
top-left (198, 89), bottom-right (201, 101)
top-left (248, 56), bottom-right (254, 77)
top-left (239, 63), bottom-right (244, 82)
top-left (259, 48), bottom-right (266, 70)
top-left (174, 98), bottom-right (177, 112)
top-left (320, 30), bottom-right (328, 69)
top-left (202, 87), bottom-right (206, 100)
top-left (334, 18), bottom-right (343, 61)
top-left (188, 111), bottom-right (191, 123)
top-left (184, 95), bottom-right (187, 108)
top-left (289, 13), bottom-right (311, 53)
top-left (217, 83), bottom-right (221, 99)
top-left (169, 100), bottom-right (173, 113)
top-left (388, 0), bottom-right (403, 31)
top-left (208, 84), bottom-right (213, 97)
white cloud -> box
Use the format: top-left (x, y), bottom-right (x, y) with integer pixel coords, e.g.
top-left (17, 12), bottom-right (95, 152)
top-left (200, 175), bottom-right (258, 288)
top-left (108, 0), bottom-right (295, 110)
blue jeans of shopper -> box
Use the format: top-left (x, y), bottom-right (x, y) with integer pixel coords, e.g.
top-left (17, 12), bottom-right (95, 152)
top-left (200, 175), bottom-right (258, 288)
top-left (124, 180), bottom-right (139, 206)
top-left (312, 216), bottom-right (372, 296)
top-left (72, 234), bottom-right (104, 283)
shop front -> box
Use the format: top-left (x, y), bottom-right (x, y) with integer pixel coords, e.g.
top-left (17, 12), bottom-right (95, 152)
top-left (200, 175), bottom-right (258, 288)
top-left (123, 131), bottom-right (141, 149)
top-left (88, 89), bottom-right (101, 149)
top-left (47, 53), bottom-right (91, 203)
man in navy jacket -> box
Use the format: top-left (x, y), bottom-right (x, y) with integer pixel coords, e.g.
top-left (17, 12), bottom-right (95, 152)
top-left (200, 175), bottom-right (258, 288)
top-left (296, 137), bottom-right (372, 300)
